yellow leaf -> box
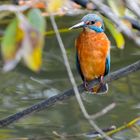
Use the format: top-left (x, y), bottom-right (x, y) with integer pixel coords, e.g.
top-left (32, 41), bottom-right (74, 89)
top-left (47, 0), bottom-right (66, 13)
top-left (24, 44), bottom-right (42, 72)
top-left (104, 17), bottom-right (125, 49)
top-left (20, 27), bottom-right (43, 72)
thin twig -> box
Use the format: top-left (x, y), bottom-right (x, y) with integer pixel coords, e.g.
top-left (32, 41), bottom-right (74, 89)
top-left (90, 103), bottom-right (116, 120)
top-left (106, 117), bottom-right (140, 137)
top-left (125, 0), bottom-right (140, 18)
top-left (52, 125), bottom-right (116, 139)
top-left (0, 53), bottom-right (140, 128)
top-left (50, 15), bottom-right (113, 140)
top-left (0, 0), bottom-right (44, 13)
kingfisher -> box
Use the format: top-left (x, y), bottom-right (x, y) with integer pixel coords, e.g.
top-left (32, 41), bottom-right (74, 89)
top-left (70, 14), bottom-right (110, 94)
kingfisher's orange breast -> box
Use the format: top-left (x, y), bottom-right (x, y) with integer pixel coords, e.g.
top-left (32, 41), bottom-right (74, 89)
top-left (76, 29), bottom-right (110, 81)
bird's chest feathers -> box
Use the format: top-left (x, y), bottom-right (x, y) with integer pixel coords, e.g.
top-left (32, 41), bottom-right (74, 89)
top-left (77, 31), bottom-right (109, 58)
top-left (76, 31), bottom-right (110, 80)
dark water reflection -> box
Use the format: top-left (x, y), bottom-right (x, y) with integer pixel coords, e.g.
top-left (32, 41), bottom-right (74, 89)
top-left (0, 14), bottom-right (140, 140)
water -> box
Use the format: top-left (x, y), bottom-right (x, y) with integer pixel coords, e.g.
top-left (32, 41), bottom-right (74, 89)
top-left (0, 14), bottom-right (140, 140)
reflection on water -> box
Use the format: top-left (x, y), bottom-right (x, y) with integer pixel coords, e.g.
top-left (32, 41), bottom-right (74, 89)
top-left (0, 15), bottom-right (140, 140)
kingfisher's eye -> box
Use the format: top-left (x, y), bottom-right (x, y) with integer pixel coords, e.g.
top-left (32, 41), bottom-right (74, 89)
top-left (86, 21), bottom-right (95, 25)
top-left (91, 21), bottom-right (95, 24)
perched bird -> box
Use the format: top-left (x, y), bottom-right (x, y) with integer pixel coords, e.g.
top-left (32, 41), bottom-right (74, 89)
top-left (70, 14), bottom-right (110, 94)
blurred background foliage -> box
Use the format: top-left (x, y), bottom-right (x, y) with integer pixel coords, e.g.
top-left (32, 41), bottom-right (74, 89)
top-left (0, 0), bottom-right (140, 72)
top-left (0, 0), bottom-right (140, 140)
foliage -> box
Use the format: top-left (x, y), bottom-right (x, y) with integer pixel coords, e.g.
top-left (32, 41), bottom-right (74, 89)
top-left (104, 17), bottom-right (125, 49)
top-left (1, 8), bottom-right (46, 72)
top-left (47, 0), bottom-right (66, 13)
top-left (1, 0), bottom-right (140, 71)
top-left (0, 1), bottom-right (140, 139)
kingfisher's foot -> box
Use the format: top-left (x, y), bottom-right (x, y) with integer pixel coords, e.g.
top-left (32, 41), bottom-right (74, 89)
top-left (98, 76), bottom-right (104, 89)
top-left (83, 77), bottom-right (108, 94)
top-left (97, 76), bottom-right (108, 94)
top-left (83, 80), bottom-right (93, 92)
top-left (100, 75), bottom-right (104, 84)
top-left (83, 80), bottom-right (89, 90)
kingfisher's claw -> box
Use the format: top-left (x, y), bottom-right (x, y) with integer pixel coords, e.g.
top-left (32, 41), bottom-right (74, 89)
top-left (83, 80), bottom-right (94, 92)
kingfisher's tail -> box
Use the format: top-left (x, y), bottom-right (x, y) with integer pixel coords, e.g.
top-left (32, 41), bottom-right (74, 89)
top-left (93, 83), bottom-right (108, 95)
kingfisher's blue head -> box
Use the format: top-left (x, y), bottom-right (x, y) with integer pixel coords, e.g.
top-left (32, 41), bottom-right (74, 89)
top-left (69, 14), bottom-right (105, 33)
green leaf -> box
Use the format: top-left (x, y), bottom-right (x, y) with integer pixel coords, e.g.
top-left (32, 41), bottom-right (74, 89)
top-left (27, 8), bottom-right (46, 34)
top-left (104, 17), bottom-right (125, 49)
top-left (1, 18), bottom-right (24, 71)
top-left (1, 9), bottom-right (46, 72)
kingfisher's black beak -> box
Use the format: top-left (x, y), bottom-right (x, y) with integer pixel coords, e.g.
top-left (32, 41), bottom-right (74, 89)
top-left (69, 21), bottom-right (85, 30)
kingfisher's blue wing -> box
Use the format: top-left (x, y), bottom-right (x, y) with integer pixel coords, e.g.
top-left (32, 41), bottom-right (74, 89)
top-left (104, 53), bottom-right (110, 76)
top-left (76, 51), bottom-right (84, 81)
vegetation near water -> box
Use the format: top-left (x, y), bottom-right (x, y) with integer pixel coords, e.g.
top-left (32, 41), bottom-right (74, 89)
top-left (0, 0), bottom-right (140, 140)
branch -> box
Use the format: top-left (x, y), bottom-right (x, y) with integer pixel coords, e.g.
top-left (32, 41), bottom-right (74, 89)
top-left (125, 0), bottom-right (140, 19)
top-left (0, 0), bottom-right (44, 12)
top-left (0, 60), bottom-right (140, 128)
